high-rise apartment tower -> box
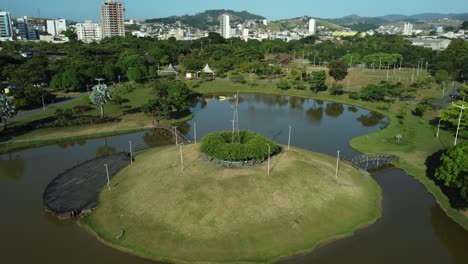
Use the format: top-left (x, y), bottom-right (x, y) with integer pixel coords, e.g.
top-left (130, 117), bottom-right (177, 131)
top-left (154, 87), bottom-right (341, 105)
top-left (220, 14), bottom-right (231, 39)
top-left (101, 0), bottom-right (125, 38)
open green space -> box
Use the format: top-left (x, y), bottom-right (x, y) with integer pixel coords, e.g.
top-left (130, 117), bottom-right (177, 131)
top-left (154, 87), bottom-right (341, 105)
top-left (81, 145), bottom-right (381, 264)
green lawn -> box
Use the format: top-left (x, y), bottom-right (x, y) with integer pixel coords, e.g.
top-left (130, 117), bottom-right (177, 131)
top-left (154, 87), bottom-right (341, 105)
top-left (81, 145), bottom-right (381, 264)
top-left (194, 79), bottom-right (468, 230)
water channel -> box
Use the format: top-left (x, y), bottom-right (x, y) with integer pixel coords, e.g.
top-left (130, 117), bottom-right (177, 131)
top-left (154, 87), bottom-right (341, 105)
top-left (0, 94), bottom-right (467, 264)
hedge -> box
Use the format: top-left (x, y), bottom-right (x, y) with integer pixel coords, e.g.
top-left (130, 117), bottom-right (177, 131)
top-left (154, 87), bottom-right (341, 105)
top-left (200, 131), bottom-right (280, 161)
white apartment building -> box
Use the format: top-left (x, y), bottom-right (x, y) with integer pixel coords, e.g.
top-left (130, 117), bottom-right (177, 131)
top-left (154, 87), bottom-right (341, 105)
top-left (403, 22), bottom-right (413, 36)
top-left (309, 18), bottom-right (316, 35)
top-left (76, 20), bottom-right (102, 43)
top-left (46, 18), bottom-right (67, 36)
top-left (220, 14), bottom-right (231, 39)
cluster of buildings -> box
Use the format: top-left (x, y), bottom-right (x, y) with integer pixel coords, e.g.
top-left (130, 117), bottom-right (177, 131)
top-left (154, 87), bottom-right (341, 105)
top-left (1, 2), bottom-right (467, 52)
top-left (0, 0), bottom-right (125, 43)
top-left (0, 10), bottom-right (68, 42)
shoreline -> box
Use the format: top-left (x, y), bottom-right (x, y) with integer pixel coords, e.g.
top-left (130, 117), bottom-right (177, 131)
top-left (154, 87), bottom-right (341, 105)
top-left (2, 84), bottom-right (466, 230)
top-left (79, 145), bottom-right (382, 264)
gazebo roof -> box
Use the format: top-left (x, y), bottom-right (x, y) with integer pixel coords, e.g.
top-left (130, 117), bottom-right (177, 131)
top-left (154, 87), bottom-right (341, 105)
top-left (202, 64), bottom-right (215, 74)
top-left (160, 64), bottom-right (178, 74)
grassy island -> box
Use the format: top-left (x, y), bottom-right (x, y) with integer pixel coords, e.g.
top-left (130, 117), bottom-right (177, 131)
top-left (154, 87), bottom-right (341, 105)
top-left (81, 144), bottom-right (381, 263)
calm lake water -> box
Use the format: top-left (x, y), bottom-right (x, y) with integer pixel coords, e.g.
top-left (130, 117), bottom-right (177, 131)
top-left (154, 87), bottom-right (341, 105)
top-left (0, 94), bottom-right (467, 264)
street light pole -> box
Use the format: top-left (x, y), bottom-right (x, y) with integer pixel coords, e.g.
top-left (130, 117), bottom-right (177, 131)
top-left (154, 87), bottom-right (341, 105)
top-left (42, 95), bottom-right (45, 112)
top-left (452, 103), bottom-right (466, 146)
top-left (288, 126), bottom-right (291, 150)
top-left (335, 150), bottom-right (340, 178)
top-left (129, 140), bottom-right (133, 164)
top-left (104, 164), bottom-right (111, 190)
top-left (194, 122), bottom-right (197, 145)
top-left (180, 144), bottom-right (184, 171)
top-left (174, 127), bottom-right (178, 145)
top-left (436, 119), bottom-right (442, 138)
top-left (267, 144), bottom-right (271, 175)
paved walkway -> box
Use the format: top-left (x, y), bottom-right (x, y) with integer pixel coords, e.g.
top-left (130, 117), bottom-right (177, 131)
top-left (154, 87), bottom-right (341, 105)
top-left (12, 92), bottom-right (87, 121)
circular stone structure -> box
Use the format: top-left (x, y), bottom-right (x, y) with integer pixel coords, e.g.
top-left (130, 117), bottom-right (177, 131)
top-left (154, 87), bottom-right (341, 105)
top-left (81, 145), bottom-right (381, 264)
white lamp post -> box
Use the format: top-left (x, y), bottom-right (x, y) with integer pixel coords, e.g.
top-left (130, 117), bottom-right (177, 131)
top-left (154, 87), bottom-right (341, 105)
top-left (452, 103), bottom-right (466, 146)
top-left (104, 164), bottom-right (111, 190)
top-left (335, 150), bottom-right (340, 178)
top-left (266, 144), bottom-right (271, 175)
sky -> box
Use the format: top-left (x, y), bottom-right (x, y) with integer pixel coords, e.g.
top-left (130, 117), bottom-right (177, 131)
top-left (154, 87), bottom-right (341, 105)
top-left (1, 0), bottom-right (467, 21)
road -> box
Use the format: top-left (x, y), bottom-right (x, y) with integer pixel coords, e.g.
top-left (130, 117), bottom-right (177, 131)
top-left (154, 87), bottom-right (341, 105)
top-left (11, 92), bottom-right (87, 121)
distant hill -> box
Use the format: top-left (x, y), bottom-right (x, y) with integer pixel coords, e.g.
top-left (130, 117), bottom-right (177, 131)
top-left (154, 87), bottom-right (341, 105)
top-left (146, 9), bottom-right (265, 30)
top-left (323, 15), bottom-right (387, 27)
top-left (379, 13), bottom-right (468, 21)
top-left (268, 16), bottom-right (343, 31)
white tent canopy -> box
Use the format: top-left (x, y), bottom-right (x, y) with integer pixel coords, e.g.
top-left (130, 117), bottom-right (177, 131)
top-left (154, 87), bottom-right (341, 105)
top-left (202, 64), bottom-right (215, 74)
top-left (160, 64), bottom-right (179, 74)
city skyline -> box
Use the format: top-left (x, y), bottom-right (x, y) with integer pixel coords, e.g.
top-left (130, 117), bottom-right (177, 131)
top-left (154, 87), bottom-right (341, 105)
top-left (1, 0), bottom-right (467, 22)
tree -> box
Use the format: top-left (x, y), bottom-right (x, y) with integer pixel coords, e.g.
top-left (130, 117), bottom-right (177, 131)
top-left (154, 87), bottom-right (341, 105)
top-left (461, 21), bottom-right (468, 30)
top-left (63, 30), bottom-right (77, 41)
top-left (90, 84), bottom-right (112, 118)
top-left (0, 95), bottom-right (17, 130)
top-left (458, 84), bottom-right (468, 98)
top-left (329, 84), bottom-right (344, 95)
top-left (359, 84), bottom-right (388, 101)
top-left (328, 60), bottom-right (348, 83)
top-left (434, 69), bottom-right (449, 84)
top-left (439, 100), bottom-right (468, 130)
top-left (277, 79), bottom-right (291, 90)
top-left (309, 70), bottom-right (326, 93)
top-left (435, 141), bottom-right (468, 202)
top-left (142, 97), bottom-right (171, 119)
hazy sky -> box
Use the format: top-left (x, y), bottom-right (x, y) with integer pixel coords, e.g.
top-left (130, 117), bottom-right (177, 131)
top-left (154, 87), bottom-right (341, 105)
top-left (1, 0), bottom-right (467, 21)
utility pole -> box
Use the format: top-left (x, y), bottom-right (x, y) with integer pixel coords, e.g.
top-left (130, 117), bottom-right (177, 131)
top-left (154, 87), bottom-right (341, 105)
top-left (104, 164), bottom-right (111, 190)
top-left (436, 119), bottom-right (442, 138)
top-left (129, 140), bottom-right (133, 164)
top-left (41, 95), bottom-right (45, 112)
top-left (399, 57), bottom-right (403, 70)
top-left (179, 144), bottom-right (184, 171)
top-left (288, 126), bottom-right (291, 150)
top-left (266, 144), bottom-right (271, 175)
top-left (335, 150), bottom-right (340, 178)
top-left (174, 127), bottom-right (178, 145)
top-left (412, 65), bottom-right (415, 82)
top-left (452, 103), bottom-right (466, 146)
top-left (194, 122), bottom-right (197, 145)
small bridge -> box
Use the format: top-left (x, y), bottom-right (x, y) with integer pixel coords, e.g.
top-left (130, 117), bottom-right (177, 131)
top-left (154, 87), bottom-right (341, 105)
top-left (154, 124), bottom-right (188, 144)
top-left (341, 154), bottom-right (399, 171)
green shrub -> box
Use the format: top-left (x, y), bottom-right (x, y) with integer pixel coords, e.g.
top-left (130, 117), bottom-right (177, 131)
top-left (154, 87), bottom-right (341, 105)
top-left (412, 104), bottom-right (431, 117)
top-left (200, 131), bottom-right (280, 161)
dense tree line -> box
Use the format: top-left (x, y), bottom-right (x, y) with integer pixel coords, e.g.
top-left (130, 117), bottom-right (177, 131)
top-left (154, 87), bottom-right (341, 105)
top-left (1, 33), bottom-right (467, 109)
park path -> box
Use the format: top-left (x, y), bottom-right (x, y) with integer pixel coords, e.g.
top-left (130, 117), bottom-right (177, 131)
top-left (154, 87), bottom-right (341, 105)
top-left (12, 92), bottom-right (88, 121)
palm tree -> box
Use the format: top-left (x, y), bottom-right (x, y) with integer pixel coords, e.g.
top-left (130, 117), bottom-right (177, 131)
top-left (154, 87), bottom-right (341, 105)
top-left (90, 84), bottom-right (112, 118)
top-left (0, 95), bottom-right (17, 130)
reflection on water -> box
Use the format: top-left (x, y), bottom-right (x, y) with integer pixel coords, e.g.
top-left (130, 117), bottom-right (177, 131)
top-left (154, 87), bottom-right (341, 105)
top-left (0, 93), bottom-right (466, 264)
top-left (0, 153), bottom-right (25, 181)
top-left (325, 102), bottom-right (345, 118)
top-left (431, 205), bottom-right (468, 264)
top-left (357, 112), bottom-right (387, 127)
top-left (348, 106), bottom-right (359, 113)
top-left (306, 104), bottom-right (324, 124)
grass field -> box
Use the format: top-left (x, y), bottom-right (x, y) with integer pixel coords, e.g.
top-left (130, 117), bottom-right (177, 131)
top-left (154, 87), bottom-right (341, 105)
top-left (192, 80), bottom-right (468, 230)
top-left (81, 145), bottom-right (381, 263)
